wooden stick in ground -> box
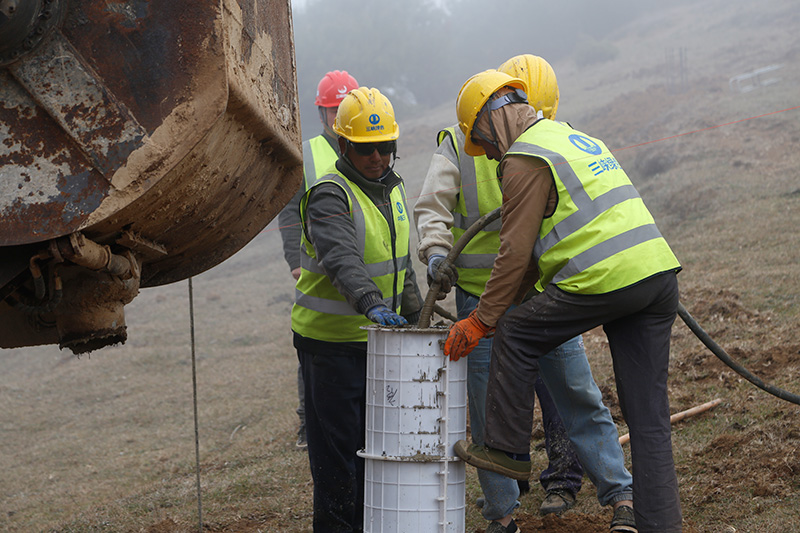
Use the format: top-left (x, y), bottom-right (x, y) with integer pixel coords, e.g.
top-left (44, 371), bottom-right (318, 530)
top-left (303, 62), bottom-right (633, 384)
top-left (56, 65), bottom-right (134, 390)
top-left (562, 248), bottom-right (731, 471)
top-left (618, 398), bottom-right (722, 446)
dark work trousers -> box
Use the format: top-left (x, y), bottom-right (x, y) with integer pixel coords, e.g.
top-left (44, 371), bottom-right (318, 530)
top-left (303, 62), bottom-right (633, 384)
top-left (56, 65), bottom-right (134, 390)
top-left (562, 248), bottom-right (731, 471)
top-left (457, 288), bottom-right (583, 503)
top-left (535, 379), bottom-right (584, 496)
top-left (298, 348), bottom-right (366, 533)
top-left (486, 271), bottom-right (682, 533)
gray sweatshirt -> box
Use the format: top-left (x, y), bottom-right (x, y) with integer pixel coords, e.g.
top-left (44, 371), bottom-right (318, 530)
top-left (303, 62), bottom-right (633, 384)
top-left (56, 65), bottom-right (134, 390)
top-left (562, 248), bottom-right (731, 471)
top-left (302, 156), bottom-right (423, 324)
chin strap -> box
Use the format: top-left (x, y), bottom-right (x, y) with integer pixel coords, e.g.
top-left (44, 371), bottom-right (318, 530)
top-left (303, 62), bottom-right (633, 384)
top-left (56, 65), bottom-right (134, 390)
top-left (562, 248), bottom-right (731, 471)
top-left (474, 87), bottom-right (529, 153)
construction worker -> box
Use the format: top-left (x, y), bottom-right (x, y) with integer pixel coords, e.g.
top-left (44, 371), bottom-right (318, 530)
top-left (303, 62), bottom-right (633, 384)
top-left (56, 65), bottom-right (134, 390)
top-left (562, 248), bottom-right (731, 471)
top-left (447, 69), bottom-right (683, 533)
top-left (416, 55), bottom-right (634, 533)
top-left (291, 87), bottom-right (423, 532)
top-left (277, 70), bottom-right (359, 449)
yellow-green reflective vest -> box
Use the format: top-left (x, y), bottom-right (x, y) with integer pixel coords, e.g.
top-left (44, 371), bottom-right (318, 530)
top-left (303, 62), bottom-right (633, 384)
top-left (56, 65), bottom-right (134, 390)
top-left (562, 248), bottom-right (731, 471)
top-left (504, 120), bottom-right (680, 294)
top-left (438, 127), bottom-right (502, 296)
top-left (291, 171), bottom-right (411, 342)
top-left (302, 135), bottom-right (339, 189)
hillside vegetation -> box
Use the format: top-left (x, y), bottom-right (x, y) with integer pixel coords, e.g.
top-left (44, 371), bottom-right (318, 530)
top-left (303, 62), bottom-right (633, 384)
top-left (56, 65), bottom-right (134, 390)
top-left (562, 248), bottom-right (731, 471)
top-left (1, 0), bottom-right (799, 531)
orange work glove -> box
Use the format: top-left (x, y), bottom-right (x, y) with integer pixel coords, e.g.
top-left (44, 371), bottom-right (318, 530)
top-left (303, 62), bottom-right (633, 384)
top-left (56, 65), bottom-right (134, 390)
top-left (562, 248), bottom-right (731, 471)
top-left (444, 310), bottom-right (495, 362)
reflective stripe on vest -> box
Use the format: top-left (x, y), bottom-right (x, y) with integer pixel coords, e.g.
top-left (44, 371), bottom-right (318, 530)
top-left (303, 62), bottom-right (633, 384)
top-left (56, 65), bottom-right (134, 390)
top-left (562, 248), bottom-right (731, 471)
top-left (302, 135), bottom-right (339, 190)
top-left (291, 171), bottom-right (410, 342)
top-left (505, 120), bottom-right (680, 293)
top-left (438, 127), bottom-right (502, 296)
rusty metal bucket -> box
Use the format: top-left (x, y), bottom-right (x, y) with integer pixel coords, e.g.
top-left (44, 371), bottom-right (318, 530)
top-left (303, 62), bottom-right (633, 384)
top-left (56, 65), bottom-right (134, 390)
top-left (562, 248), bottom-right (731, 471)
top-left (0, 0), bottom-right (302, 352)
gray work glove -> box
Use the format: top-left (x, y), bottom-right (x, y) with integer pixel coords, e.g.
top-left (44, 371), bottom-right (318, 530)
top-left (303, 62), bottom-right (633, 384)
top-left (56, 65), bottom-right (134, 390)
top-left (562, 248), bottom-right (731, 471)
top-left (427, 254), bottom-right (458, 299)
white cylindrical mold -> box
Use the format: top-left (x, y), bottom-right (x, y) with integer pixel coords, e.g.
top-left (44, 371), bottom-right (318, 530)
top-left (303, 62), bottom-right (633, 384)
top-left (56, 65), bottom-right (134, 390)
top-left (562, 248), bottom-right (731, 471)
top-left (361, 456), bottom-right (465, 533)
top-left (360, 325), bottom-right (467, 533)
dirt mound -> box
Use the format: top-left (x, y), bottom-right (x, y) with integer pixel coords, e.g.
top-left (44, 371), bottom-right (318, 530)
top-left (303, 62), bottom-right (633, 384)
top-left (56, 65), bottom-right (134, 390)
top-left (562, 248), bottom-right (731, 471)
top-left (511, 511), bottom-right (704, 533)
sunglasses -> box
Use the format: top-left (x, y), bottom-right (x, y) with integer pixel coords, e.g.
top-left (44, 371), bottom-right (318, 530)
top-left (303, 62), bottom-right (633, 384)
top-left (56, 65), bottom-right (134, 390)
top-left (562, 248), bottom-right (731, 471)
top-left (348, 140), bottom-right (396, 156)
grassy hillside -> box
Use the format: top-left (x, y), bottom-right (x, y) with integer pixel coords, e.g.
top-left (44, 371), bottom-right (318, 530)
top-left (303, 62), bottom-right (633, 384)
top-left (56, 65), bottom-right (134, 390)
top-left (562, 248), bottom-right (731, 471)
top-left (1, 0), bottom-right (799, 531)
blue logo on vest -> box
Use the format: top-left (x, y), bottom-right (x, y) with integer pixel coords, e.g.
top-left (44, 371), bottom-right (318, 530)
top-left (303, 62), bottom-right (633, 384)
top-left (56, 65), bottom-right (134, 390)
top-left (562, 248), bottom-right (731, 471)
top-left (569, 134), bottom-right (602, 155)
top-left (396, 201), bottom-right (407, 221)
top-left (369, 114), bottom-right (380, 125)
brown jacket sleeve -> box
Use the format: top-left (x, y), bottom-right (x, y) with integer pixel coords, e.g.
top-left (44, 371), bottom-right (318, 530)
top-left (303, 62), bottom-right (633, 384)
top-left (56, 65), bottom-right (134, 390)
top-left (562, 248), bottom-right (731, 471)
top-left (475, 154), bottom-right (556, 327)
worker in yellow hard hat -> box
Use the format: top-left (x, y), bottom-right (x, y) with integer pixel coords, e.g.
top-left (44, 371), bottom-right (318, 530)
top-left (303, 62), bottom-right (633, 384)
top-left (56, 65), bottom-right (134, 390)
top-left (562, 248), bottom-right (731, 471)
top-left (291, 87), bottom-right (422, 531)
top-left (446, 68), bottom-right (682, 533)
top-left (415, 55), bottom-right (634, 533)
top-left (277, 70), bottom-right (359, 450)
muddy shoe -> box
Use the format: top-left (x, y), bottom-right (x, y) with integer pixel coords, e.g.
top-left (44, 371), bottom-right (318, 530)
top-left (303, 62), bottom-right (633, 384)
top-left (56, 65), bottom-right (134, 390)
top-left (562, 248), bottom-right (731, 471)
top-left (539, 488), bottom-right (576, 516)
top-left (295, 426), bottom-right (308, 450)
top-left (610, 505), bottom-right (637, 533)
top-left (453, 440), bottom-right (531, 481)
top-left (486, 519), bottom-right (520, 533)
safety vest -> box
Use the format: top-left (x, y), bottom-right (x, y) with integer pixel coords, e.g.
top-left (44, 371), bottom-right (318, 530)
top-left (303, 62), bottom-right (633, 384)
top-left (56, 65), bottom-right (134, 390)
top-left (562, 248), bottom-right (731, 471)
top-left (302, 135), bottom-right (339, 189)
top-left (291, 171), bottom-right (411, 342)
top-left (504, 120), bottom-right (680, 294)
top-left (438, 127), bottom-right (502, 296)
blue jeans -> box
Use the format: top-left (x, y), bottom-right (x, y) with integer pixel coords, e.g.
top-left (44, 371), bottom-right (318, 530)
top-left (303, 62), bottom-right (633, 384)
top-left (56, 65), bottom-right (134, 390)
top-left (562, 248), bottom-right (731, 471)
top-left (457, 289), bottom-right (632, 516)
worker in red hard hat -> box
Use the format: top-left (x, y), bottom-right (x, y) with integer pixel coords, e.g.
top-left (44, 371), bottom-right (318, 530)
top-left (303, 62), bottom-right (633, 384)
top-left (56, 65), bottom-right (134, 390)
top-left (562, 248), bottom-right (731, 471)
top-left (313, 69), bottom-right (360, 140)
top-left (277, 70), bottom-right (359, 450)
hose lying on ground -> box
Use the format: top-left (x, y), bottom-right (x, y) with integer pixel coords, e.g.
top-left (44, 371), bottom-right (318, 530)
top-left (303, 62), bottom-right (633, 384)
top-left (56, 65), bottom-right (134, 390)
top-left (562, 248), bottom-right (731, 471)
top-left (417, 206), bottom-right (800, 405)
top-left (677, 302), bottom-right (800, 405)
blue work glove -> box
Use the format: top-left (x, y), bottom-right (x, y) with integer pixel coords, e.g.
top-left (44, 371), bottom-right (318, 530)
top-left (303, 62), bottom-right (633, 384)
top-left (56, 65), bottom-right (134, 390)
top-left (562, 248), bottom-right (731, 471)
top-left (427, 254), bottom-right (458, 299)
top-left (366, 304), bottom-right (408, 326)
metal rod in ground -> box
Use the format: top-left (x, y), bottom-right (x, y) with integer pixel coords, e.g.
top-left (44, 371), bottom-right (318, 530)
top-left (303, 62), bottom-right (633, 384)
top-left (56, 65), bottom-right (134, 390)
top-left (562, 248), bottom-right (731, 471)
top-left (189, 278), bottom-right (203, 531)
top-left (618, 398), bottom-right (722, 446)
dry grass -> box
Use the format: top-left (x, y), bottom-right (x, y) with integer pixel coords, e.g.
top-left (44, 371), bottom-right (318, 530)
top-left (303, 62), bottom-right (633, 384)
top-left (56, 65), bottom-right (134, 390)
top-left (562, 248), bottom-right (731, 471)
top-left (2, 0), bottom-right (800, 531)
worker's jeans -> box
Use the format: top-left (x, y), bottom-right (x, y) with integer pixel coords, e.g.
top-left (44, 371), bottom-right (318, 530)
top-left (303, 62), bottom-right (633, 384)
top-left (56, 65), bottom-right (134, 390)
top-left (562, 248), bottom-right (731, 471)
top-left (487, 272), bottom-right (682, 532)
top-left (457, 290), bottom-right (629, 520)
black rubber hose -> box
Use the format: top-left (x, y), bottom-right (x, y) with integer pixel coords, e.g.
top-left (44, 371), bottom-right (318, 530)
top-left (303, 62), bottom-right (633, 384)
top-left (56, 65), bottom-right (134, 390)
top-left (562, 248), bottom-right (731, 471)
top-left (417, 207), bottom-right (501, 328)
top-left (677, 302), bottom-right (800, 405)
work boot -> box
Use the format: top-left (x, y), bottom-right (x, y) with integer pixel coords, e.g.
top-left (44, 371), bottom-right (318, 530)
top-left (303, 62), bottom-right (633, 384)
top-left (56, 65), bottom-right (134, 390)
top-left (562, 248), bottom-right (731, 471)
top-left (485, 519), bottom-right (520, 533)
top-left (295, 425), bottom-right (307, 450)
top-left (539, 488), bottom-right (576, 516)
top-left (610, 505), bottom-right (637, 533)
top-left (453, 440), bottom-right (531, 481)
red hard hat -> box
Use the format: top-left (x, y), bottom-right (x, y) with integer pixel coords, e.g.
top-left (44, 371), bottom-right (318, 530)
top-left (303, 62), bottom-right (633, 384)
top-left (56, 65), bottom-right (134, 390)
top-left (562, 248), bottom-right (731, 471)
top-left (315, 70), bottom-right (359, 108)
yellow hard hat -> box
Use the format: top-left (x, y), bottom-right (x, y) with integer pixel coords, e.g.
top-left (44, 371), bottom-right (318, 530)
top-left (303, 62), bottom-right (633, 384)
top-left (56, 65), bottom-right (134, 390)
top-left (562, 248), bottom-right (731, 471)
top-left (498, 54), bottom-right (559, 119)
top-left (333, 87), bottom-right (399, 143)
top-left (456, 70), bottom-right (527, 157)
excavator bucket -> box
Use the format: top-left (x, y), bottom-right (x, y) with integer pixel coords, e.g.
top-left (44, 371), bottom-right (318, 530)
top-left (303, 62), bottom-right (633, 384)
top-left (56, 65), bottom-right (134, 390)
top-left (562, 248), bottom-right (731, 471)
top-left (0, 0), bottom-right (303, 353)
